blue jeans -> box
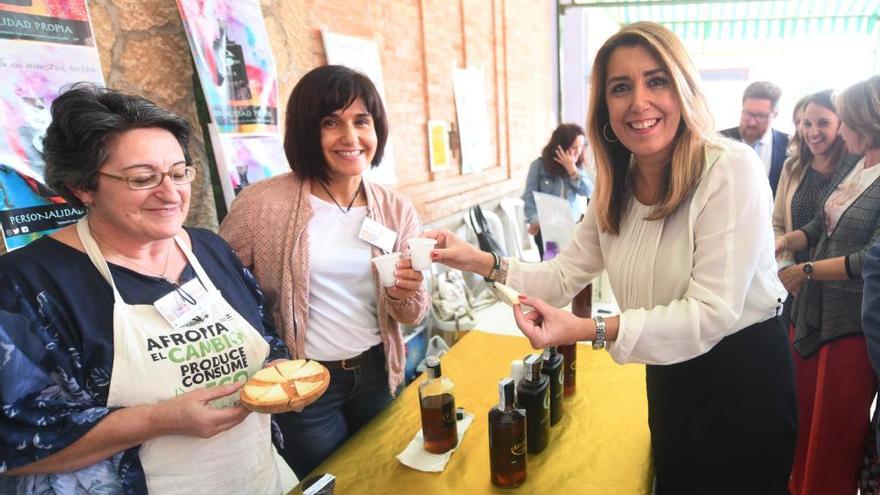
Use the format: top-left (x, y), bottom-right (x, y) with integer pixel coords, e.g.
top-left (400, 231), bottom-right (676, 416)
top-left (275, 344), bottom-right (397, 479)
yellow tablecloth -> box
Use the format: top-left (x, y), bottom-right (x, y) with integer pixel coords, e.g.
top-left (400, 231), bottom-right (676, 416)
top-left (294, 330), bottom-right (653, 494)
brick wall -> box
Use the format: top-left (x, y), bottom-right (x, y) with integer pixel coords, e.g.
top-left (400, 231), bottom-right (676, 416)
top-left (90, 0), bottom-right (556, 228)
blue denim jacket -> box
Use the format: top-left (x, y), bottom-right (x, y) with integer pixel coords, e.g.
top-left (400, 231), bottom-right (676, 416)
top-left (522, 157), bottom-right (594, 224)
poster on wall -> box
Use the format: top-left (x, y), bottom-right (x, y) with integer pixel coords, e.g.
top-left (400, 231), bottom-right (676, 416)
top-left (0, 0), bottom-right (94, 45)
top-left (452, 67), bottom-right (491, 174)
top-left (0, 31), bottom-right (103, 250)
top-left (321, 29), bottom-right (397, 184)
top-left (176, 0), bottom-right (278, 134)
top-left (427, 120), bottom-right (451, 172)
top-left (208, 124), bottom-right (288, 208)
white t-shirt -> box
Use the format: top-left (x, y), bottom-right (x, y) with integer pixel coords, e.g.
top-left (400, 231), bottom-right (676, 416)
top-left (304, 195), bottom-right (381, 361)
top-left (507, 140), bottom-right (785, 365)
top-left (824, 157), bottom-right (880, 235)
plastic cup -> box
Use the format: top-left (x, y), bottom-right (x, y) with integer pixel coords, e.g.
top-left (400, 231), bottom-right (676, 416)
top-left (407, 238), bottom-right (437, 271)
top-left (372, 252), bottom-right (402, 287)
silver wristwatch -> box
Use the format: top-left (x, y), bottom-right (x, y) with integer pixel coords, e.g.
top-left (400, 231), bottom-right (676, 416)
top-left (592, 315), bottom-right (606, 350)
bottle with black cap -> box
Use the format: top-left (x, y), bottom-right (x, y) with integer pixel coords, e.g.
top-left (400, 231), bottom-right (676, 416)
top-left (516, 354), bottom-right (550, 454)
top-left (419, 355), bottom-right (458, 454)
top-left (489, 377), bottom-right (527, 488)
top-left (542, 346), bottom-right (564, 425)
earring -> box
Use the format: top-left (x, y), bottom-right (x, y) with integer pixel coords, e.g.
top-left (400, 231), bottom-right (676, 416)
top-left (602, 123), bottom-right (618, 143)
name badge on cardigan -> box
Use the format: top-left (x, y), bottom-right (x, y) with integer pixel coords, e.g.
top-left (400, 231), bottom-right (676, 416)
top-left (359, 217), bottom-right (397, 253)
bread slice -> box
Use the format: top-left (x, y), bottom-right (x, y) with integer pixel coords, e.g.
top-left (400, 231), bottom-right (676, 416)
top-left (258, 384), bottom-right (288, 403)
top-left (253, 366), bottom-right (287, 383)
top-left (493, 282), bottom-right (521, 306)
top-left (276, 359), bottom-right (307, 379)
top-left (294, 380), bottom-right (322, 397)
top-left (289, 360), bottom-right (323, 379)
top-left (242, 383), bottom-right (274, 401)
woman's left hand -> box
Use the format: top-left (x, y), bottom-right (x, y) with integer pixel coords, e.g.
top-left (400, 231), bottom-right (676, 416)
top-left (512, 294), bottom-right (588, 348)
top-left (778, 264), bottom-right (807, 295)
top-left (386, 257), bottom-right (423, 300)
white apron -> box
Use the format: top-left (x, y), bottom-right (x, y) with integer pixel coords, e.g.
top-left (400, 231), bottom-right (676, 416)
top-left (76, 219), bottom-right (294, 494)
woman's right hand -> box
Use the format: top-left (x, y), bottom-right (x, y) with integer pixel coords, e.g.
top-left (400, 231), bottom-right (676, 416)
top-left (513, 294), bottom-right (589, 348)
top-left (527, 223), bottom-right (540, 236)
top-left (422, 229), bottom-right (495, 277)
top-left (152, 382), bottom-right (251, 439)
top-left (775, 236), bottom-right (788, 257)
top-left (553, 145), bottom-right (578, 175)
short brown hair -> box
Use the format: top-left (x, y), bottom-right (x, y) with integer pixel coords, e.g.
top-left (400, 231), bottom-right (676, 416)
top-left (742, 81), bottom-right (782, 112)
top-left (283, 65), bottom-right (388, 182)
top-left (835, 75), bottom-right (880, 150)
top-left (42, 83), bottom-right (191, 207)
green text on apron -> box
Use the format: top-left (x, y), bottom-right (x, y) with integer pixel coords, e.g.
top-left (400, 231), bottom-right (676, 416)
top-left (76, 218), bottom-right (290, 494)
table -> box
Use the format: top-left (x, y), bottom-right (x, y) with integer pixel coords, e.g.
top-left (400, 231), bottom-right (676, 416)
top-left (294, 330), bottom-right (653, 494)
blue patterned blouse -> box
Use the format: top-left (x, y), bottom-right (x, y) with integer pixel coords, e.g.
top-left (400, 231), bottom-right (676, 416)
top-left (0, 228), bottom-right (288, 494)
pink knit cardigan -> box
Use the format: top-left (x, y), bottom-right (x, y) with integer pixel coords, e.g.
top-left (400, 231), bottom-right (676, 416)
top-left (220, 172), bottom-right (430, 393)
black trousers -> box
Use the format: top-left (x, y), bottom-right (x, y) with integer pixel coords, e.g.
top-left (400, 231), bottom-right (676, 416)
top-left (647, 317), bottom-right (797, 495)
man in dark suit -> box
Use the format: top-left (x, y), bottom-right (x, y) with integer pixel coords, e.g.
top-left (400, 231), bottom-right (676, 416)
top-left (721, 81), bottom-right (789, 196)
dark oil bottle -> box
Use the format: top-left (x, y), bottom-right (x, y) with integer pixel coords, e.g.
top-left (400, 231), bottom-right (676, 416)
top-left (542, 346), bottom-right (564, 425)
top-left (489, 377), bottom-right (527, 488)
top-left (419, 356), bottom-right (458, 454)
top-left (558, 343), bottom-right (577, 397)
top-left (562, 283), bottom-right (592, 397)
top-left (516, 354), bottom-right (550, 454)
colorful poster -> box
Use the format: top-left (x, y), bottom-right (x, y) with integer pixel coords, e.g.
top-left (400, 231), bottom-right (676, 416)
top-left (0, 41), bottom-right (102, 250)
top-left (452, 68), bottom-right (491, 174)
top-left (176, 0), bottom-right (278, 134)
top-left (0, 0), bottom-right (93, 45)
top-left (428, 120), bottom-right (450, 172)
top-left (321, 29), bottom-right (397, 184)
top-left (209, 125), bottom-right (288, 209)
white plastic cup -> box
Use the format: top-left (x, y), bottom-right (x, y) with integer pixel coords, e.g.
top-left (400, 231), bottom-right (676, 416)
top-left (371, 252), bottom-right (402, 287)
top-left (407, 238), bottom-right (437, 271)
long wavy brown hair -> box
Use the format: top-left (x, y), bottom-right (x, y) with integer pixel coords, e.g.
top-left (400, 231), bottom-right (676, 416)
top-left (587, 22), bottom-right (715, 235)
top-left (540, 123), bottom-right (586, 178)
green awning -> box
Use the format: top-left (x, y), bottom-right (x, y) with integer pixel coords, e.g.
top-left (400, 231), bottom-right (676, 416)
top-left (562, 0), bottom-right (880, 40)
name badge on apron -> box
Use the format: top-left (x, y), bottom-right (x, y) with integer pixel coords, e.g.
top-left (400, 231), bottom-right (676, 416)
top-left (153, 278), bottom-right (209, 327)
top-left (358, 217), bottom-right (397, 253)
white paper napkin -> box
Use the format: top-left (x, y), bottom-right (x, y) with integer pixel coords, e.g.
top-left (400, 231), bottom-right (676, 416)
top-left (395, 411), bottom-right (474, 472)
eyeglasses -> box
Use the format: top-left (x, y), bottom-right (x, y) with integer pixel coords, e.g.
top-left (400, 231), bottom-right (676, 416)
top-left (741, 110), bottom-right (773, 124)
top-left (98, 165), bottom-right (198, 190)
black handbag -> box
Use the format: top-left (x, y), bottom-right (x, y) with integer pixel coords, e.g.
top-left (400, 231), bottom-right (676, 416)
top-left (468, 205), bottom-right (506, 256)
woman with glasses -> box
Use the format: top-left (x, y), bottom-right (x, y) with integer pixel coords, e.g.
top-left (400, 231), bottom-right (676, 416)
top-left (0, 84), bottom-right (295, 494)
top-left (777, 75), bottom-right (880, 495)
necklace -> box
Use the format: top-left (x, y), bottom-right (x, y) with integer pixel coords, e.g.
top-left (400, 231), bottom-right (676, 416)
top-left (319, 178), bottom-right (363, 214)
top-left (89, 225), bottom-right (176, 284)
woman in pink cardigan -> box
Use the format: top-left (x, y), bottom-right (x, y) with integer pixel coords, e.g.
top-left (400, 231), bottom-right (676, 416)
top-left (220, 65), bottom-right (430, 477)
